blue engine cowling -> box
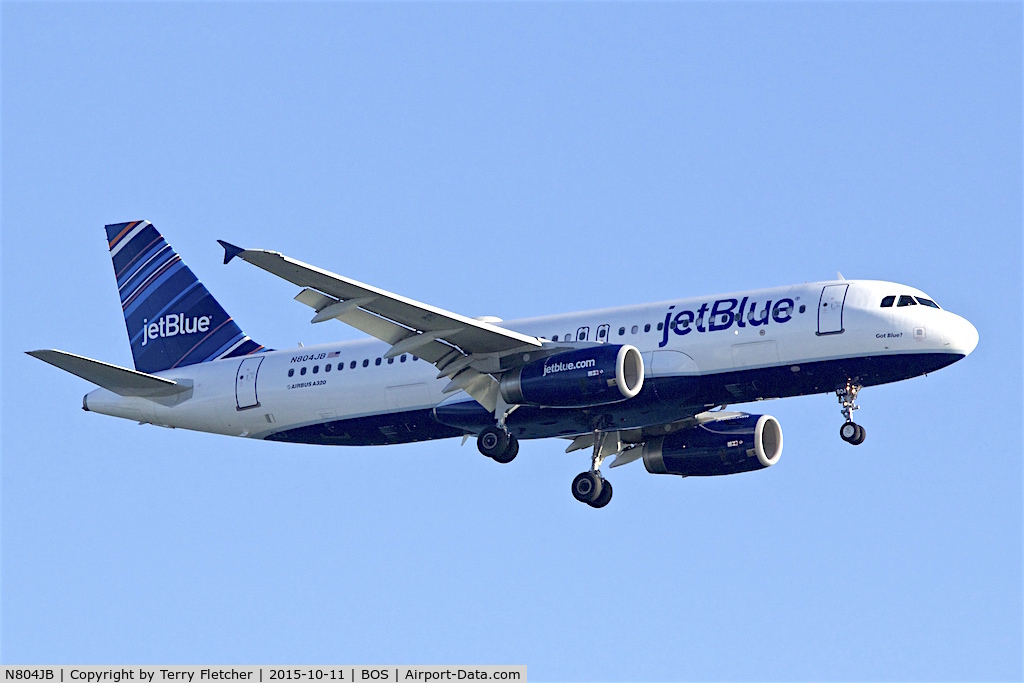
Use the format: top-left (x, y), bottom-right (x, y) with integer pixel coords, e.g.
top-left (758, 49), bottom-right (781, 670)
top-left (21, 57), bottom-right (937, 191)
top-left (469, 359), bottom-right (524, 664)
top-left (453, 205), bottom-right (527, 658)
top-left (642, 414), bottom-right (783, 476)
top-left (498, 344), bottom-right (644, 408)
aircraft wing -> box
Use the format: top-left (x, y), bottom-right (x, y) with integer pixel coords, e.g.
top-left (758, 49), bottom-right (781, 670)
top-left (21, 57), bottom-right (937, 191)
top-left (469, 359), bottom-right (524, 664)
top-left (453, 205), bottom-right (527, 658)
top-left (562, 410), bottom-right (749, 468)
top-left (219, 241), bottom-right (546, 412)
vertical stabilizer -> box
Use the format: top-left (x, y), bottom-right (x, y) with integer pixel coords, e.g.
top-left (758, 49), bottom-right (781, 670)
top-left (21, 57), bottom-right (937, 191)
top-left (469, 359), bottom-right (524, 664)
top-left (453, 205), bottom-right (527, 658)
top-left (106, 221), bottom-right (263, 373)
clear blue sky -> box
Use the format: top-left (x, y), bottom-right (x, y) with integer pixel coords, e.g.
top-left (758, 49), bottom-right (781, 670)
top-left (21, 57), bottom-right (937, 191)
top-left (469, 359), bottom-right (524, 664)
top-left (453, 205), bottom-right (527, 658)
top-left (2, 3), bottom-right (1021, 680)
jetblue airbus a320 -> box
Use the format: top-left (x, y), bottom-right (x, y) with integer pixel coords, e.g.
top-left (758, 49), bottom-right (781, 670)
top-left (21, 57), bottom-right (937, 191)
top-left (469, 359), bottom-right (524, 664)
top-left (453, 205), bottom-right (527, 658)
top-left (30, 221), bottom-right (979, 507)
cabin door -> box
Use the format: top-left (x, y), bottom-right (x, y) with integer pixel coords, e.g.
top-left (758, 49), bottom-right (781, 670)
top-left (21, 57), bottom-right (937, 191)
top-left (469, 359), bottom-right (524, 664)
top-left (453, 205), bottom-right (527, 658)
top-left (817, 284), bottom-right (849, 335)
top-left (235, 356), bottom-right (264, 410)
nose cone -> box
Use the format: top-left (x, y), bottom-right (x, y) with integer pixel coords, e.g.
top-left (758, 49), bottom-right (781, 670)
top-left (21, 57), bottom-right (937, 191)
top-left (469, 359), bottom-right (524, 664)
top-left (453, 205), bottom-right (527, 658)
top-left (946, 314), bottom-right (979, 357)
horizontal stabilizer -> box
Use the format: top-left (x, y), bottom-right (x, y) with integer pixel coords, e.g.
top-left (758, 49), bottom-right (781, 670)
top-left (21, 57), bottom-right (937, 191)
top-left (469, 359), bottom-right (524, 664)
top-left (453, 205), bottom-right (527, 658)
top-left (27, 349), bottom-right (190, 397)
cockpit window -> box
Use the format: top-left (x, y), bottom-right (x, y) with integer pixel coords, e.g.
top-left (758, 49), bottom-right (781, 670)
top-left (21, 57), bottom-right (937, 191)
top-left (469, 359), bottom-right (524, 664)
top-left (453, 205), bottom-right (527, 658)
top-left (915, 297), bottom-right (940, 309)
top-left (897, 295), bottom-right (917, 307)
top-left (880, 295), bottom-right (895, 308)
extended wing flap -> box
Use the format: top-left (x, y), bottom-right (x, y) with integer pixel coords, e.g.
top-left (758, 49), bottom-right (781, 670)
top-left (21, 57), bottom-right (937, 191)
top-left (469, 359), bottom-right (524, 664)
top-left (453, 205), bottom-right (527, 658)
top-left (27, 349), bottom-right (190, 398)
top-left (231, 244), bottom-right (509, 412)
top-left (293, 289), bottom-right (457, 364)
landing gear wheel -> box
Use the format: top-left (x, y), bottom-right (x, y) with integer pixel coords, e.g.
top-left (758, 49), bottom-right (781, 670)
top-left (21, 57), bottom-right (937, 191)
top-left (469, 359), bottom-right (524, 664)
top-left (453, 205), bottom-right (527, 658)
top-left (588, 479), bottom-right (613, 508)
top-left (851, 424), bottom-right (866, 445)
top-left (491, 434), bottom-right (519, 464)
top-left (572, 471), bottom-right (604, 504)
top-left (840, 421), bottom-right (866, 445)
top-left (840, 421), bottom-right (858, 443)
top-left (836, 381), bottom-right (865, 445)
top-left (477, 426), bottom-right (509, 458)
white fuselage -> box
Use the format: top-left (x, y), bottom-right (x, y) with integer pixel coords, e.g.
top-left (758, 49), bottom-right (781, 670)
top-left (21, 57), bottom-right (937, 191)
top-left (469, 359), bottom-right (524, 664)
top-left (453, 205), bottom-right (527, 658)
top-left (83, 280), bottom-right (978, 443)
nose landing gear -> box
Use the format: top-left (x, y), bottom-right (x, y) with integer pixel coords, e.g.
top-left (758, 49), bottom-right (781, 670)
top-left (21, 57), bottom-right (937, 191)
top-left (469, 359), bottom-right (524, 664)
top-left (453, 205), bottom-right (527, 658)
top-left (840, 420), bottom-right (866, 445)
top-left (837, 380), bottom-right (866, 445)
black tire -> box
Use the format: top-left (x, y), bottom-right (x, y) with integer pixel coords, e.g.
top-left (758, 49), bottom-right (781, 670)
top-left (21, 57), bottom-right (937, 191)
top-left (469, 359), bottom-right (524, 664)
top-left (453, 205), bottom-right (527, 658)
top-left (572, 471), bottom-right (603, 504)
top-left (589, 479), bottom-right (613, 508)
top-left (492, 434), bottom-right (519, 464)
top-left (840, 421), bottom-right (858, 444)
top-left (852, 424), bottom-right (866, 445)
top-left (477, 426), bottom-right (509, 458)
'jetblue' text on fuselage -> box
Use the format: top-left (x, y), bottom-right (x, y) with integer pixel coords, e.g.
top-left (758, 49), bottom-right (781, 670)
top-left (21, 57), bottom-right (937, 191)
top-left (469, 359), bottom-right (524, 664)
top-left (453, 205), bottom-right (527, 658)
top-left (659, 297), bottom-right (795, 347)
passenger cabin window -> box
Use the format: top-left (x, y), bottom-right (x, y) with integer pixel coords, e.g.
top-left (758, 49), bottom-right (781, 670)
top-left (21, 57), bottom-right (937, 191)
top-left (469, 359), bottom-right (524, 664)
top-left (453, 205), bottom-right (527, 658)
top-left (618, 327), bottom-right (625, 336)
top-left (300, 367), bottom-right (307, 376)
top-left (564, 333), bottom-right (572, 341)
top-left (312, 365), bottom-right (319, 374)
top-left (897, 295), bottom-right (917, 307)
top-left (288, 369), bottom-right (294, 377)
top-left (350, 361), bottom-right (357, 369)
top-left (916, 297), bottom-right (940, 309)
top-left (631, 325), bottom-right (638, 334)
top-left (552, 335), bottom-right (559, 341)
top-left (880, 295), bottom-right (896, 308)
top-left (644, 324), bottom-right (650, 333)
top-left (388, 357), bottom-right (394, 364)
top-left (375, 358), bottom-right (382, 366)
top-left (400, 355), bottom-right (407, 362)
top-left (325, 364), bottom-right (332, 372)
top-left (362, 359), bottom-right (369, 367)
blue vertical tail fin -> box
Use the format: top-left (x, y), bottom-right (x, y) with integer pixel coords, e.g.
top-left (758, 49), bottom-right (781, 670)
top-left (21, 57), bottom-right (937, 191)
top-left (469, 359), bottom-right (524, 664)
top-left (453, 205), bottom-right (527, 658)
top-left (105, 220), bottom-right (263, 373)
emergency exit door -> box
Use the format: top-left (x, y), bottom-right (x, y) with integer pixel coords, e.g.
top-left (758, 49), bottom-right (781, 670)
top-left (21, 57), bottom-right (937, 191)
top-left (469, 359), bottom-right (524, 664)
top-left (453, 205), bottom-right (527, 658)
top-left (817, 284), bottom-right (849, 335)
top-left (235, 356), bottom-right (264, 410)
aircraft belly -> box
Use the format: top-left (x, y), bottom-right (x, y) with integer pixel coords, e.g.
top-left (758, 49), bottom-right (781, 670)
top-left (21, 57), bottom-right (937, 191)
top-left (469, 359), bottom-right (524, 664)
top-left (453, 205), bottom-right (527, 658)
top-left (264, 408), bottom-right (463, 446)
top-left (691, 351), bottom-right (965, 407)
top-left (432, 351), bottom-right (964, 442)
top-left (434, 382), bottom-right (692, 440)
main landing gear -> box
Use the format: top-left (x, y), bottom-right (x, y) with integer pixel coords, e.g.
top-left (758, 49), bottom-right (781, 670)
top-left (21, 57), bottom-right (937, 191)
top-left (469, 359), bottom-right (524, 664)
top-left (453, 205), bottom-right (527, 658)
top-left (571, 431), bottom-right (616, 508)
top-left (477, 425), bottom-right (519, 463)
top-left (837, 380), bottom-right (866, 445)
top-left (572, 471), bottom-right (612, 508)
top-left (478, 397), bottom-right (520, 464)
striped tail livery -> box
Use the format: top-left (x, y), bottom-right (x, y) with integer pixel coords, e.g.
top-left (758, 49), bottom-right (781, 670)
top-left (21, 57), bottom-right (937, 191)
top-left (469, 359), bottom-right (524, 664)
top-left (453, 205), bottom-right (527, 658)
top-left (106, 220), bottom-right (263, 373)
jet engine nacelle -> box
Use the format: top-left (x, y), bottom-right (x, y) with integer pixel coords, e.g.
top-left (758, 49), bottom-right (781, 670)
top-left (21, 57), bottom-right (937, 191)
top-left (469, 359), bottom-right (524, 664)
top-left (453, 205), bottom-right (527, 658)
top-left (499, 344), bottom-right (644, 408)
top-left (642, 414), bottom-right (783, 476)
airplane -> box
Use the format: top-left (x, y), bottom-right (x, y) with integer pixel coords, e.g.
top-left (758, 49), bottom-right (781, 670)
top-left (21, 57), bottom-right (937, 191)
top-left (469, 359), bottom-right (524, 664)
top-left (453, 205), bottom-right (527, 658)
top-left (29, 221), bottom-right (979, 507)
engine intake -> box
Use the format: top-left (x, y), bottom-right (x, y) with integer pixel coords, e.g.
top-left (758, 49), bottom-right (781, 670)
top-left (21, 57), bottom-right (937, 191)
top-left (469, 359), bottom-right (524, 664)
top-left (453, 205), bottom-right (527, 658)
top-left (499, 344), bottom-right (644, 408)
top-left (643, 414), bottom-right (783, 476)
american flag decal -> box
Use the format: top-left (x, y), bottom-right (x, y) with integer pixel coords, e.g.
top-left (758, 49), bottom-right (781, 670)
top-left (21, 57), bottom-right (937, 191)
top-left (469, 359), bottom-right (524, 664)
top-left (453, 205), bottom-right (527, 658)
top-left (328, 351), bottom-right (340, 358)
